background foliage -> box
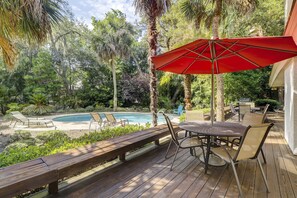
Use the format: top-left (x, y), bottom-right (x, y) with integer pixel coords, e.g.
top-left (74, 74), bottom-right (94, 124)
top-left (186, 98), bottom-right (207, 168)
top-left (0, 0), bottom-right (284, 115)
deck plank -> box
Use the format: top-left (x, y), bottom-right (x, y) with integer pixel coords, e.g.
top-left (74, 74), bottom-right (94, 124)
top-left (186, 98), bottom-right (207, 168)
top-left (109, 149), bottom-right (192, 198)
top-left (272, 132), bottom-right (295, 198)
top-left (41, 115), bottom-right (297, 198)
top-left (266, 132), bottom-right (281, 198)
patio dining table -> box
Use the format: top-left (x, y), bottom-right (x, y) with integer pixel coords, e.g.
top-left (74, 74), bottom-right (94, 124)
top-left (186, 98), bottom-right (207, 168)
top-left (179, 121), bottom-right (247, 173)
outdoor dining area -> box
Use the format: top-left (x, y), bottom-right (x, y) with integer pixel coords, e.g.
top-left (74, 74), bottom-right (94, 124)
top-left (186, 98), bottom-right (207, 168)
top-left (37, 36), bottom-right (297, 197)
top-left (44, 112), bottom-right (295, 198)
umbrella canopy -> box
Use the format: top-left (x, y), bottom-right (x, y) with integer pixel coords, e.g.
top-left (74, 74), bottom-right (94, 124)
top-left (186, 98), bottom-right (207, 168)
top-left (152, 36), bottom-right (297, 124)
top-left (152, 36), bottom-right (297, 74)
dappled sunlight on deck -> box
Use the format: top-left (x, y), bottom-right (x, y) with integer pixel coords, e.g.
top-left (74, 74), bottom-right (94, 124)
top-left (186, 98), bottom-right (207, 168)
top-left (42, 120), bottom-right (297, 198)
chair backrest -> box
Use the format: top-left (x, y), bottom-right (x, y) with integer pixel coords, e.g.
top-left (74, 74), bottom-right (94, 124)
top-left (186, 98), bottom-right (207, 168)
top-left (90, 112), bottom-right (103, 124)
top-left (263, 104), bottom-right (270, 115)
top-left (230, 104), bottom-right (237, 114)
top-left (235, 123), bottom-right (274, 161)
top-left (163, 113), bottom-right (179, 146)
top-left (105, 113), bottom-right (116, 123)
top-left (10, 111), bottom-right (28, 122)
top-left (242, 112), bottom-right (265, 126)
top-left (185, 110), bottom-right (205, 121)
top-left (239, 104), bottom-right (251, 115)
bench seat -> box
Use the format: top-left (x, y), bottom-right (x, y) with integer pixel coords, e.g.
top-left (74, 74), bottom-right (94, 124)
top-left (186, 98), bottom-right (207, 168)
top-left (0, 124), bottom-right (180, 197)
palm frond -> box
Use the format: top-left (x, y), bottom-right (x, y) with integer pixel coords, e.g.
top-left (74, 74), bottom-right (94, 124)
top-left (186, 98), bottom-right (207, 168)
top-left (133, 0), bottom-right (171, 18)
top-left (0, 36), bottom-right (17, 70)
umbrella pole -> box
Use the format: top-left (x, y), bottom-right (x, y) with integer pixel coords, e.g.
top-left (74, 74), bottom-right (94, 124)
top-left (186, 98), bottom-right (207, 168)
top-left (211, 61), bottom-right (214, 126)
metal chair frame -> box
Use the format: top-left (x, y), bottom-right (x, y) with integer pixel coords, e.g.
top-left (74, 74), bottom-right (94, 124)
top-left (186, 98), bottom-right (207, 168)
top-left (163, 113), bottom-right (206, 170)
top-left (212, 123), bottom-right (273, 197)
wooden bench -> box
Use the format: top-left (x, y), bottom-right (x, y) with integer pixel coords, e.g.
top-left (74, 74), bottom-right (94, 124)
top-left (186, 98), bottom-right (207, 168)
top-left (0, 124), bottom-right (180, 197)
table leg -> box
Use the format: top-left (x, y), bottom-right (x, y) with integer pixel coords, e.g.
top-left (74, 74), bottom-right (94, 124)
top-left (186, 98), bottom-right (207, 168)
top-left (205, 135), bottom-right (211, 174)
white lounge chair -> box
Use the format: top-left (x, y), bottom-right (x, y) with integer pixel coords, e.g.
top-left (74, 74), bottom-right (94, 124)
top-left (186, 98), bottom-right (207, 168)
top-left (89, 112), bottom-right (108, 131)
top-left (104, 113), bottom-right (128, 127)
top-left (11, 111), bottom-right (55, 128)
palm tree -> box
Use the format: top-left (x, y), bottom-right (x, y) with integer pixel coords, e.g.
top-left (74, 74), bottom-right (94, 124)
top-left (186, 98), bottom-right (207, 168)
top-left (0, 0), bottom-right (65, 70)
top-left (184, 74), bottom-right (192, 110)
top-left (92, 10), bottom-right (135, 111)
top-left (181, 0), bottom-right (257, 121)
top-left (133, 0), bottom-right (171, 126)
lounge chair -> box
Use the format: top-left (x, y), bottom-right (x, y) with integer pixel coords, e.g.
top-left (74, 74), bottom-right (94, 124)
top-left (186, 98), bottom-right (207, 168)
top-left (211, 123), bottom-right (274, 197)
top-left (89, 112), bottom-right (108, 131)
top-left (104, 113), bottom-right (129, 127)
top-left (11, 111), bottom-right (55, 128)
top-left (173, 104), bottom-right (184, 116)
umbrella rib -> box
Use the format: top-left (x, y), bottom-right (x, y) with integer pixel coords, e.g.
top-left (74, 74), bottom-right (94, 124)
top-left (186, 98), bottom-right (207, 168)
top-left (156, 42), bottom-right (209, 70)
top-left (182, 43), bottom-right (211, 74)
top-left (185, 46), bottom-right (211, 61)
top-left (213, 42), bottom-right (219, 73)
top-left (215, 42), bottom-right (251, 60)
top-left (216, 40), bottom-right (239, 59)
top-left (181, 56), bottom-right (204, 74)
top-left (220, 40), bottom-right (297, 54)
top-left (215, 42), bottom-right (262, 68)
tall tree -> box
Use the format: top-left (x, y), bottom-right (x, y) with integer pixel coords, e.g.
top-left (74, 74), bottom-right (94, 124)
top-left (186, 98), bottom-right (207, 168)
top-left (133, 0), bottom-right (171, 126)
top-left (0, 0), bottom-right (65, 70)
top-left (92, 10), bottom-right (135, 111)
top-left (181, 0), bottom-right (257, 121)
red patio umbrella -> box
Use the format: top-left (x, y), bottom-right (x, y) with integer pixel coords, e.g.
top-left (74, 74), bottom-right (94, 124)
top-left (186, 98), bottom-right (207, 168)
top-left (152, 36), bottom-right (297, 124)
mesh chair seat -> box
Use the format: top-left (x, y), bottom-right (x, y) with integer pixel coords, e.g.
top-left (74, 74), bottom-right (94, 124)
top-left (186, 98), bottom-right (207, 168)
top-left (212, 123), bottom-right (274, 197)
top-left (178, 137), bottom-right (203, 148)
top-left (162, 113), bottom-right (206, 170)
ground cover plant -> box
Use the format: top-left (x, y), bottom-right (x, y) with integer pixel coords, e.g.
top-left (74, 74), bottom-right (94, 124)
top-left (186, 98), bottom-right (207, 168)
top-left (0, 124), bottom-right (148, 167)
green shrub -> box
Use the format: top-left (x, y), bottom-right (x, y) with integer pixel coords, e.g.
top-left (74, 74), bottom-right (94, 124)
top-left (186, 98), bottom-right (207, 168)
top-left (10, 131), bottom-right (32, 142)
top-left (95, 103), bottom-right (106, 111)
top-left (85, 105), bottom-right (95, 112)
top-left (0, 125), bottom-right (148, 168)
top-left (179, 113), bottom-right (185, 122)
top-left (36, 131), bottom-right (70, 144)
top-left (6, 103), bottom-right (28, 114)
top-left (4, 142), bottom-right (29, 151)
top-left (22, 104), bottom-right (54, 115)
top-left (255, 99), bottom-right (280, 111)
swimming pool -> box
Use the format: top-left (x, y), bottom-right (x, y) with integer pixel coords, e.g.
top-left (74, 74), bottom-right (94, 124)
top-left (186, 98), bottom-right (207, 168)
top-left (53, 112), bottom-right (174, 124)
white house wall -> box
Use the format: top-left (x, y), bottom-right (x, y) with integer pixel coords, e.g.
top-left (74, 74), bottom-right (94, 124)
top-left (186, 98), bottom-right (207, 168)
top-left (284, 57), bottom-right (297, 154)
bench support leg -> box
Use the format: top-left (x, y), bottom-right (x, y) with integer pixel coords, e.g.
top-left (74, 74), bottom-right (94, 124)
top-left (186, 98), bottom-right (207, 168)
top-left (119, 153), bottom-right (126, 162)
top-left (154, 140), bottom-right (160, 146)
top-left (48, 181), bottom-right (58, 194)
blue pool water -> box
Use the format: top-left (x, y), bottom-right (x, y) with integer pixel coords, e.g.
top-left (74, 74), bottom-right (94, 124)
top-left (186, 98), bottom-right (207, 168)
top-left (53, 113), bottom-right (173, 124)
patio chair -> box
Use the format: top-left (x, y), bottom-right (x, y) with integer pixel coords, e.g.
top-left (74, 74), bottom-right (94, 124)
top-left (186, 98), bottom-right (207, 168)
top-left (173, 104), bottom-right (184, 116)
top-left (89, 112), bottom-right (108, 131)
top-left (104, 113), bottom-right (129, 127)
top-left (165, 110), bottom-right (208, 159)
top-left (230, 103), bottom-right (238, 115)
top-left (163, 113), bottom-right (206, 170)
top-left (211, 123), bottom-right (274, 197)
top-left (261, 104), bottom-right (270, 122)
top-left (239, 104), bottom-right (251, 121)
top-left (263, 104), bottom-right (270, 114)
top-left (185, 110), bottom-right (205, 121)
top-left (230, 112), bottom-right (267, 163)
top-left (10, 111), bottom-right (55, 128)
top-left (184, 110), bottom-right (208, 136)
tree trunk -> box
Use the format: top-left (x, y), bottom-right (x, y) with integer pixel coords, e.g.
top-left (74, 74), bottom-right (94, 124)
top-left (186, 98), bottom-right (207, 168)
top-left (148, 16), bottom-right (158, 126)
top-left (111, 60), bottom-right (117, 111)
top-left (213, 0), bottom-right (225, 122)
top-left (184, 74), bottom-right (192, 110)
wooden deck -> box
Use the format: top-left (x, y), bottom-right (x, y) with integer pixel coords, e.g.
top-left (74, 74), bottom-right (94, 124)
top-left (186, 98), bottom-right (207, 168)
top-left (46, 117), bottom-right (297, 198)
